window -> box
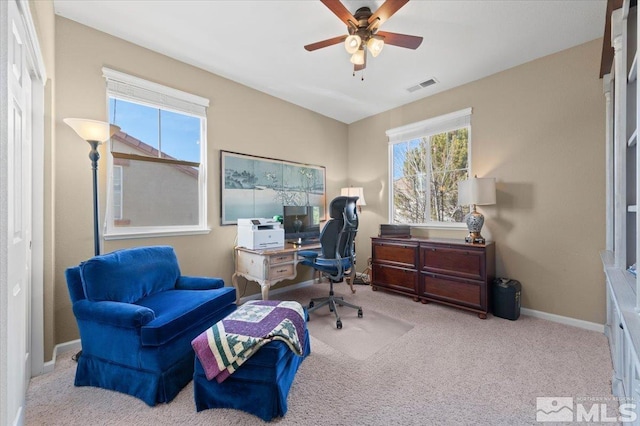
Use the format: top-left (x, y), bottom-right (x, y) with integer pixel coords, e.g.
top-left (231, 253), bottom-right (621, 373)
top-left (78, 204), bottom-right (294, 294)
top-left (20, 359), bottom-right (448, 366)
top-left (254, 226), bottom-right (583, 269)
top-left (102, 68), bottom-right (210, 239)
top-left (386, 108), bottom-right (471, 226)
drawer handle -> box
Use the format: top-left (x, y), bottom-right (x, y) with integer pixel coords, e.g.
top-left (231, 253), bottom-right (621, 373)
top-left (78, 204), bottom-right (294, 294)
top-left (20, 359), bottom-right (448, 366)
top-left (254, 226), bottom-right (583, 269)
top-left (620, 323), bottom-right (624, 330)
top-left (431, 248), bottom-right (436, 251)
top-left (276, 268), bottom-right (288, 273)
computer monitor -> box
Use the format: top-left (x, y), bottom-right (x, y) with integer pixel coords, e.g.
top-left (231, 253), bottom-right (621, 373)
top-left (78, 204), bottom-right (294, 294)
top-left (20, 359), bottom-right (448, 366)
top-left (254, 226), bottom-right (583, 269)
top-left (283, 205), bottom-right (321, 241)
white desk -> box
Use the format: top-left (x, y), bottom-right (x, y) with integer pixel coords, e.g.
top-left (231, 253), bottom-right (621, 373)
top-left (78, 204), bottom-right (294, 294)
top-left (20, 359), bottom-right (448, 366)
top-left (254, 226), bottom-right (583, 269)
top-left (232, 243), bottom-right (320, 304)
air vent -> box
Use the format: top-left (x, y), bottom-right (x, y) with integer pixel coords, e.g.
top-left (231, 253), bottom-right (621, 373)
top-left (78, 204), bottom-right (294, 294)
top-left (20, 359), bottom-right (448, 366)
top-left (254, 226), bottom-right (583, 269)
top-left (406, 78), bottom-right (437, 93)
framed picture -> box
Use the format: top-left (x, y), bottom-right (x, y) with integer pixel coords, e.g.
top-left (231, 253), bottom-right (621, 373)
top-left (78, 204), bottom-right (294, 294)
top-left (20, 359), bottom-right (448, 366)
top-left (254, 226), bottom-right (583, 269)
top-left (221, 151), bottom-right (326, 225)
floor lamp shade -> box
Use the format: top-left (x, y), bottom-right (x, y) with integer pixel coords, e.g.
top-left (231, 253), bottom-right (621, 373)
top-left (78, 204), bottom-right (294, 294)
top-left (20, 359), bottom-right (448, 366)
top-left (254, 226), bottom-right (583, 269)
top-left (458, 177), bottom-right (496, 244)
top-left (63, 118), bottom-right (119, 143)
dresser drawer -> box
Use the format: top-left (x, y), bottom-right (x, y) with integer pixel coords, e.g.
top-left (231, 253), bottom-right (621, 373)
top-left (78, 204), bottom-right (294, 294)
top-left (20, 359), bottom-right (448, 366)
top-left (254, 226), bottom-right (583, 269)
top-left (419, 244), bottom-right (485, 280)
top-left (420, 273), bottom-right (483, 310)
top-left (372, 240), bottom-right (418, 268)
top-left (372, 263), bottom-right (418, 293)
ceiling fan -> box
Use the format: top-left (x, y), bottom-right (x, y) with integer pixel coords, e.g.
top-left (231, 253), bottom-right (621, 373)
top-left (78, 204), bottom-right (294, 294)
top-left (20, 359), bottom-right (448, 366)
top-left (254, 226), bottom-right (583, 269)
top-left (304, 0), bottom-right (423, 76)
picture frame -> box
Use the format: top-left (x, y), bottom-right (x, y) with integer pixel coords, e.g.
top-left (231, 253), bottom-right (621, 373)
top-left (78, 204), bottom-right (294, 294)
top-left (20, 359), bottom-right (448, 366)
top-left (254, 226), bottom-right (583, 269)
top-left (220, 150), bottom-right (326, 225)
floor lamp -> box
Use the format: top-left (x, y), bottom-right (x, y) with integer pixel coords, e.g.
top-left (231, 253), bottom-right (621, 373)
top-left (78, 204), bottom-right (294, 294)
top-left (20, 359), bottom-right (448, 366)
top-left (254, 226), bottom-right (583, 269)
top-left (64, 118), bottom-right (120, 256)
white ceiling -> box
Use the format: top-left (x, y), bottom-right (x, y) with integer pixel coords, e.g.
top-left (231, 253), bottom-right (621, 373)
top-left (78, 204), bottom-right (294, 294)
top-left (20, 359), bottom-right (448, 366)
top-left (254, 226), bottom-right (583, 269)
top-left (53, 0), bottom-right (607, 124)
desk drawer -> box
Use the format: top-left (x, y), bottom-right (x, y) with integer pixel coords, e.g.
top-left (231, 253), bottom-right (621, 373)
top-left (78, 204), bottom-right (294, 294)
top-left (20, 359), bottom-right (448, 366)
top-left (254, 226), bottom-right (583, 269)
top-left (270, 253), bottom-right (295, 265)
top-left (269, 263), bottom-right (295, 280)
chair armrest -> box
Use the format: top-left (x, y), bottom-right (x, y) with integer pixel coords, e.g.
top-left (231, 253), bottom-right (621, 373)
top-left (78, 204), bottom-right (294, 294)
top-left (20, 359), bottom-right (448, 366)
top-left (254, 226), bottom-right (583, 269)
top-left (73, 299), bottom-right (155, 328)
top-left (176, 276), bottom-right (224, 290)
top-left (298, 250), bottom-right (319, 260)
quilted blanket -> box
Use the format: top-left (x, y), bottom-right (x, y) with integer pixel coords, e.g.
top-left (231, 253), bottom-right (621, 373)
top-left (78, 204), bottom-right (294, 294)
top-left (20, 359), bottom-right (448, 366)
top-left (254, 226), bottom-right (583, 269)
top-left (191, 300), bottom-right (306, 383)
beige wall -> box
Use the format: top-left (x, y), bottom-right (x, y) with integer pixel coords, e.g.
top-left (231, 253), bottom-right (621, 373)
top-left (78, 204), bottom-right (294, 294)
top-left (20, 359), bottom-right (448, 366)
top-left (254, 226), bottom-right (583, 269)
top-left (350, 38), bottom-right (606, 324)
top-left (54, 17), bottom-right (348, 346)
top-left (50, 15), bottom-right (605, 353)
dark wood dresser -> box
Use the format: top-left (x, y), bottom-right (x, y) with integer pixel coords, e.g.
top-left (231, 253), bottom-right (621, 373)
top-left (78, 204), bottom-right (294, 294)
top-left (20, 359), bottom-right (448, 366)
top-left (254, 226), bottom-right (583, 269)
top-left (371, 237), bottom-right (496, 319)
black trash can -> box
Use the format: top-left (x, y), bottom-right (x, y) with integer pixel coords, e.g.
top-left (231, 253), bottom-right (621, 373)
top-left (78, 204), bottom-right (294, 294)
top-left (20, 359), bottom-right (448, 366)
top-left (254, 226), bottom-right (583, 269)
top-left (492, 278), bottom-right (521, 320)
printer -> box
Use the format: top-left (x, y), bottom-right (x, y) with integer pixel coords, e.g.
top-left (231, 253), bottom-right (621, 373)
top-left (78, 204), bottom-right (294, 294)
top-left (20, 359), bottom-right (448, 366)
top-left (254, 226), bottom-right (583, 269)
top-left (237, 218), bottom-right (285, 250)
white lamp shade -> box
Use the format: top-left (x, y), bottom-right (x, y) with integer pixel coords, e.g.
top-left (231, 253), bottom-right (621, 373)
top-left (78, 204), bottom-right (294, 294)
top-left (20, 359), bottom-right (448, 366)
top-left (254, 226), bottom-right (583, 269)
top-left (344, 35), bottom-right (362, 54)
top-left (458, 177), bottom-right (496, 206)
top-left (64, 118), bottom-right (120, 143)
top-left (350, 49), bottom-right (365, 65)
top-left (341, 187), bottom-right (366, 206)
top-left (367, 37), bottom-right (384, 57)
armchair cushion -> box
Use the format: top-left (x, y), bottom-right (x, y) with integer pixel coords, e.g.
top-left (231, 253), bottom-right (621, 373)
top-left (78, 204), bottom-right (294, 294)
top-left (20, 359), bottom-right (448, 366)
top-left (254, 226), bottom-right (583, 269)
top-left (137, 287), bottom-right (236, 346)
top-left (80, 246), bottom-right (180, 303)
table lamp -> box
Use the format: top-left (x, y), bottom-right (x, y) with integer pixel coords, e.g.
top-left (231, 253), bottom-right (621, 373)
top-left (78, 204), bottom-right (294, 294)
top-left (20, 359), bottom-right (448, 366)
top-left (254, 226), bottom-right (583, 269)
top-left (458, 176), bottom-right (496, 244)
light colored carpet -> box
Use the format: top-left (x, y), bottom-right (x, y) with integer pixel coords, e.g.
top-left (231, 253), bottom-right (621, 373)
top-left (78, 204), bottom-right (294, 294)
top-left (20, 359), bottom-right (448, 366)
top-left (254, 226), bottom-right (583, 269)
top-left (306, 305), bottom-right (414, 360)
top-left (25, 282), bottom-right (615, 425)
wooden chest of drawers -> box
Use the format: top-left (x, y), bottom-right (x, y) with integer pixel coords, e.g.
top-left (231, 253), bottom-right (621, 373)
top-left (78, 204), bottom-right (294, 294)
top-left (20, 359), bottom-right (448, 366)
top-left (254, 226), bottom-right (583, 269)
top-left (371, 239), bottom-right (419, 300)
top-left (371, 237), bottom-right (495, 318)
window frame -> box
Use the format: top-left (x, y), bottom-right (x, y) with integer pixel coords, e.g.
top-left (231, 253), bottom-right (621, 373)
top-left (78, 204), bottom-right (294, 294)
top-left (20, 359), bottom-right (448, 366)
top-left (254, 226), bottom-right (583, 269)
top-left (102, 67), bottom-right (210, 239)
top-left (386, 108), bottom-right (472, 228)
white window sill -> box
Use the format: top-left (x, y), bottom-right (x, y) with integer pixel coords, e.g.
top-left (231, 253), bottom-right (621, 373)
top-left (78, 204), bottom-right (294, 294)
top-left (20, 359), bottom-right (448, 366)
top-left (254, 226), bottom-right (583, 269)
top-left (104, 226), bottom-right (211, 240)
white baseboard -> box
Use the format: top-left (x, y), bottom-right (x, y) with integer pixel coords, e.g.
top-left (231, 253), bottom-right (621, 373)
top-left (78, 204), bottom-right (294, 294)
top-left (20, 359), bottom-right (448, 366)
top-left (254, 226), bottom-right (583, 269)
top-left (520, 308), bottom-right (605, 333)
top-left (43, 339), bottom-right (81, 374)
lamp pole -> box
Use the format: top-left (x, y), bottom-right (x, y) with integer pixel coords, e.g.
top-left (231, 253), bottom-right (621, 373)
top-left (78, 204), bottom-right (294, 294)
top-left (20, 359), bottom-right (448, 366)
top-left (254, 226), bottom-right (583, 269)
top-left (87, 140), bottom-right (101, 256)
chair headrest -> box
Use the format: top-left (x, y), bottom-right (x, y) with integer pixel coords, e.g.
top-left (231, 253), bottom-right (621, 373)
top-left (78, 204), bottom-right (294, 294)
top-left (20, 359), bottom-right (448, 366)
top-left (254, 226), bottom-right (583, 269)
top-left (329, 196), bottom-right (358, 220)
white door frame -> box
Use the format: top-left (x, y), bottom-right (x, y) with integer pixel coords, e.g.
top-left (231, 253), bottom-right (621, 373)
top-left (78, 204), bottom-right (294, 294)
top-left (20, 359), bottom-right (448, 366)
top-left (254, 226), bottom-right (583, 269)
top-left (1, 0), bottom-right (46, 424)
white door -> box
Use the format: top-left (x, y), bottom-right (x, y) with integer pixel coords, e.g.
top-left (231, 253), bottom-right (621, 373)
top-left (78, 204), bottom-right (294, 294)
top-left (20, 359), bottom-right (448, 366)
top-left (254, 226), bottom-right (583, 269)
top-left (6, 0), bottom-right (33, 423)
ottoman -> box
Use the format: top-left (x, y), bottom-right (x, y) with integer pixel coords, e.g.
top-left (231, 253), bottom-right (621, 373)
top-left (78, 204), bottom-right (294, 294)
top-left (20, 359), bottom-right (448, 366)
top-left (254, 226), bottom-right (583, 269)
top-left (193, 328), bottom-right (311, 421)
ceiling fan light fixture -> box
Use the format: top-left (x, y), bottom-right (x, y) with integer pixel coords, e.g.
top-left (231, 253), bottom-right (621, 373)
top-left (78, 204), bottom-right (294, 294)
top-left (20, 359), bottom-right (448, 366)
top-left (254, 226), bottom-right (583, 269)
top-left (344, 35), bottom-right (362, 54)
top-left (367, 36), bottom-right (384, 58)
top-left (350, 49), bottom-right (365, 65)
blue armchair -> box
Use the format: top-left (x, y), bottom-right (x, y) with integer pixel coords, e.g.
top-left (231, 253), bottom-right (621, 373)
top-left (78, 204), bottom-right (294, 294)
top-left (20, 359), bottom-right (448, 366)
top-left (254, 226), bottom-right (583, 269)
top-left (65, 245), bottom-right (237, 406)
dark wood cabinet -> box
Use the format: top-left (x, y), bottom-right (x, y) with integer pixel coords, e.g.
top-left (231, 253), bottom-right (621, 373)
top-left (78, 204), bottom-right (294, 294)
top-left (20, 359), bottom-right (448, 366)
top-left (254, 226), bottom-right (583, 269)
top-left (371, 237), bottom-right (495, 318)
top-left (371, 239), bottom-right (419, 299)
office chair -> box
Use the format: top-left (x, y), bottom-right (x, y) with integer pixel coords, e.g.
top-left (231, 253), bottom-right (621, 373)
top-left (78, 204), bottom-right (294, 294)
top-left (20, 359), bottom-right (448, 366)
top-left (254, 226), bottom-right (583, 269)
top-left (299, 196), bottom-right (363, 329)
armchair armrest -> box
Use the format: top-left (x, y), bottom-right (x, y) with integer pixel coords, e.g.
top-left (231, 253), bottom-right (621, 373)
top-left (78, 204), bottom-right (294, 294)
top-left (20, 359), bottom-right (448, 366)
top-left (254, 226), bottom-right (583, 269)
top-left (176, 276), bottom-right (224, 290)
top-left (73, 299), bottom-right (155, 328)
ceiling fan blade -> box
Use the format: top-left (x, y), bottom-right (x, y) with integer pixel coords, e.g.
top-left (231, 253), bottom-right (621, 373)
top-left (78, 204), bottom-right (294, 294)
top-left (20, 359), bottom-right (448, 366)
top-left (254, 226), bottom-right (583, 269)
top-left (376, 31), bottom-right (423, 49)
top-left (304, 35), bottom-right (347, 51)
top-left (369, 0), bottom-right (409, 27)
top-left (320, 0), bottom-right (358, 27)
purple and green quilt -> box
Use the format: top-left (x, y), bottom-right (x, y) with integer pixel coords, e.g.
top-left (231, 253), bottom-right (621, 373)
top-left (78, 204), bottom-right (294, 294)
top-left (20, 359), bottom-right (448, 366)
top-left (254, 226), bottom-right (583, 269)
top-left (191, 300), bottom-right (306, 383)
